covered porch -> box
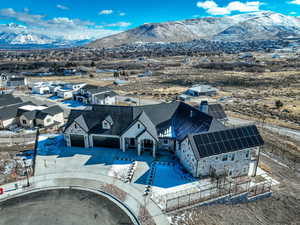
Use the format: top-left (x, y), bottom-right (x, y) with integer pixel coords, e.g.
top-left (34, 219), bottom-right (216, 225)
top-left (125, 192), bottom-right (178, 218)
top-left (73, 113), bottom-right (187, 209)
top-left (123, 136), bottom-right (157, 158)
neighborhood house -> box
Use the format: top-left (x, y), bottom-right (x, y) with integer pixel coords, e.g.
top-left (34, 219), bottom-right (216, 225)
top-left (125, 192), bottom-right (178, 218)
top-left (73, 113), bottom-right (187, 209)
top-left (19, 105), bottom-right (64, 128)
top-left (185, 84), bottom-right (218, 97)
top-left (63, 101), bottom-right (263, 178)
top-left (0, 94), bottom-right (64, 129)
top-left (73, 84), bottom-right (117, 105)
top-left (5, 76), bottom-right (27, 88)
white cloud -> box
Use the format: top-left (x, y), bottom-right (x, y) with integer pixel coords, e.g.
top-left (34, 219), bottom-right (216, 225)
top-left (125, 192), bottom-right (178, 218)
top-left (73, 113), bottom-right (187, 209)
top-left (227, 1), bottom-right (261, 12)
top-left (99, 9), bottom-right (113, 15)
top-left (0, 8), bottom-right (120, 41)
top-left (197, 1), bottom-right (218, 9)
top-left (290, 11), bottom-right (297, 15)
top-left (288, 0), bottom-right (300, 5)
top-left (56, 4), bottom-right (69, 10)
top-left (197, 1), bottom-right (263, 15)
top-left (119, 12), bottom-right (126, 16)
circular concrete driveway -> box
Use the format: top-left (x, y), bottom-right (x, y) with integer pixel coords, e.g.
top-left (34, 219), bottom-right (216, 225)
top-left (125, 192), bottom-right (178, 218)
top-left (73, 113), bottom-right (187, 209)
top-left (0, 189), bottom-right (135, 225)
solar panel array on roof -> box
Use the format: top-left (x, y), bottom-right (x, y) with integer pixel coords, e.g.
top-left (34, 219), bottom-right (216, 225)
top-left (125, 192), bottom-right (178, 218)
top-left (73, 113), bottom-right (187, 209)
top-left (191, 125), bottom-right (264, 158)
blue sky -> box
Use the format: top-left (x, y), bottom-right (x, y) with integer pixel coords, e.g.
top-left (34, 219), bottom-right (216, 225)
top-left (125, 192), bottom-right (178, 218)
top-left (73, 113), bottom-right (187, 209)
top-left (0, 0), bottom-right (300, 40)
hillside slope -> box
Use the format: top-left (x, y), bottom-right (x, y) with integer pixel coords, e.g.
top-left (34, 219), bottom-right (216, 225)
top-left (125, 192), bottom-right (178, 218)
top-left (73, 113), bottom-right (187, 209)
top-left (88, 11), bottom-right (300, 48)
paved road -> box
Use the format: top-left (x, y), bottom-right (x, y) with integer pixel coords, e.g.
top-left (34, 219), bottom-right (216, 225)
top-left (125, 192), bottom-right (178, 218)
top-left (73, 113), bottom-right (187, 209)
top-left (0, 189), bottom-right (134, 225)
top-left (228, 117), bottom-right (300, 142)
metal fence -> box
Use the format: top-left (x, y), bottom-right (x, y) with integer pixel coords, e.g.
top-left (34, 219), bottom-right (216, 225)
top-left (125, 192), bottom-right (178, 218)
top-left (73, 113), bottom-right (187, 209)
top-left (152, 176), bottom-right (272, 213)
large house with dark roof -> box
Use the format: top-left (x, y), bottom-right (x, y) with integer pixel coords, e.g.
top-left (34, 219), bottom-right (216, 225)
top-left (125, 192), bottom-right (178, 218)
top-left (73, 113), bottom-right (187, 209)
top-left (64, 102), bottom-right (225, 157)
top-left (63, 101), bottom-right (264, 178)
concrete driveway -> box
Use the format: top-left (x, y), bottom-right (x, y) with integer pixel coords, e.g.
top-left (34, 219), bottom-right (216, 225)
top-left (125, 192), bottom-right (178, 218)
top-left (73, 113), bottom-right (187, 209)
top-left (0, 189), bottom-right (135, 225)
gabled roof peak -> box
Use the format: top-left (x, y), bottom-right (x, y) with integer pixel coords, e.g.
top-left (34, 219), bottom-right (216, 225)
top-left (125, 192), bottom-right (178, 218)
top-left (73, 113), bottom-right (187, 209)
top-left (74, 114), bottom-right (89, 132)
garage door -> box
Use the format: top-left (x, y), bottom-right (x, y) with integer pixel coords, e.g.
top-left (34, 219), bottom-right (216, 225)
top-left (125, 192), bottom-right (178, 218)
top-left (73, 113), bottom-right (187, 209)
top-left (93, 136), bottom-right (120, 148)
top-left (70, 134), bottom-right (85, 147)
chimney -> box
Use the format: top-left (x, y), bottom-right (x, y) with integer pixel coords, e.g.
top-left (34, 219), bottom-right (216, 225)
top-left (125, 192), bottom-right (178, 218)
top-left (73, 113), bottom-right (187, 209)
top-left (199, 101), bottom-right (208, 114)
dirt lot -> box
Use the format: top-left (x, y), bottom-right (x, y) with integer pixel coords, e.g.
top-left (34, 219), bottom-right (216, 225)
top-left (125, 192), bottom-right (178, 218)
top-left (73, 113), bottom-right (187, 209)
top-left (0, 144), bottom-right (34, 184)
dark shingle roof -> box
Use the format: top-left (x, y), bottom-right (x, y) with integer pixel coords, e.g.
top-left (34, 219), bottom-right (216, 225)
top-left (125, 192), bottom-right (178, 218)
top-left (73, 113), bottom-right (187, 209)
top-left (64, 105), bottom-right (136, 135)
top-left (0, 94), bottom-right (22, 108)
top-left (207, 104), bottom-right (227, 120)
top-left (189, 125), bottom-right (264, 159)
top-left (36, 111), bottom-right (49, 120)
top-left (65, 101), bottom-right (215, 140)
top-left (22, 110), bottom-right (38, 120)
top-left (0, 101), bottom-right (34, 120)
top-left (41, 105), bottom-right (63, 116)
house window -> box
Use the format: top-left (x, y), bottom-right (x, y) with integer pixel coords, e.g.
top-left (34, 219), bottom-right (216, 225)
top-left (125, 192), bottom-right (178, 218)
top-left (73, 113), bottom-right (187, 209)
top-left (47, 118), bottom-right (51, 123)
top-left (74, 123), bottom-right (77, 129)
top-left (222, 155), bottom-right (228, 161)
top-left (246, 151), bottom-right (249, 158)
top-left (22, 120), bottom-right (27, 125)
top-left (137, 123), bottom-right (140, 129)
top-left (215, 156), bottom-right (218, 160)
top-left (231, 153), bottom-right (235, 161)
top-left (163, 139), bottom-right (168, 144)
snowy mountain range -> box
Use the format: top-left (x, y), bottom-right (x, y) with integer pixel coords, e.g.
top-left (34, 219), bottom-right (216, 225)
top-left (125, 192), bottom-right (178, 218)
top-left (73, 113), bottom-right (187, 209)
top-left (88, 11), bottom-right (300, 48)
top-left (0, 23), bottom-right (90, 48)
top-left (1, 11), bottom-right (300, 49)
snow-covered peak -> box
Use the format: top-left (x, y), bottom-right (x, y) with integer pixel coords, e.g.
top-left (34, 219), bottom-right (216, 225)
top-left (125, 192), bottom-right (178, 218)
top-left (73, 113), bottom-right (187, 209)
top-left (10, 34), bottom-right (53, 45)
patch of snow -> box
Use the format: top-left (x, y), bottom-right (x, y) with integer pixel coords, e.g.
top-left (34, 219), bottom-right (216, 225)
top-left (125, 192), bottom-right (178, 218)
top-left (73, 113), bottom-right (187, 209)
top-left (108, 160), bottom-right (132, 180)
